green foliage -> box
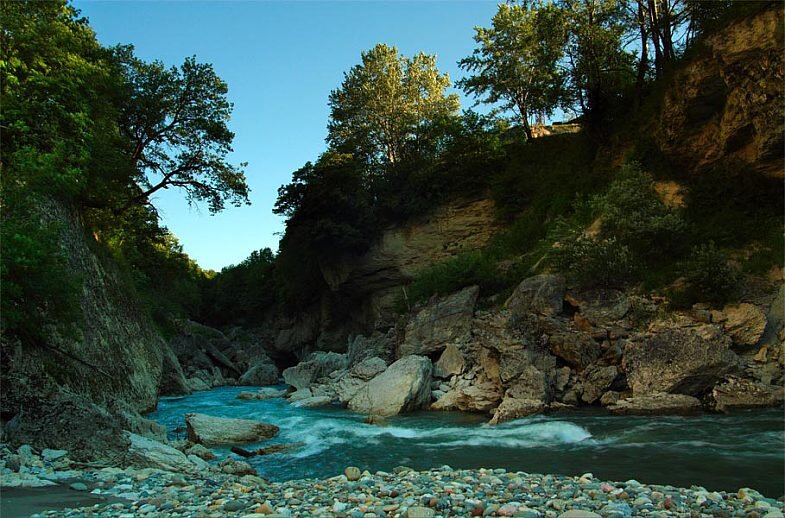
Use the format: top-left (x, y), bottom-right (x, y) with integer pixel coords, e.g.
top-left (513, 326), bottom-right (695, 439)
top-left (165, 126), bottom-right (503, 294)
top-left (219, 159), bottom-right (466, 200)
top-left (201, 248), bottom-right (276, 327)
top-left (670, 242), bottom-right (741, 307)
top-left (592, 163), bottom-right (688, 260)
top-left (560, 0), bottom-right (636, 134)
top-left (117, 55), bottom-right (249, 214)
top-left (552, 231), bottom-right (635, 288)
top-left (458, 1), bottom-right (567, 138)
top-left (0, 1), bottom-right (242, 341)
top-left (327, 43), bottom-right (460, 168)
top-left (400, 252), bottom-right (508, 310)
top-left (491, 132), bottom-right (603, 223)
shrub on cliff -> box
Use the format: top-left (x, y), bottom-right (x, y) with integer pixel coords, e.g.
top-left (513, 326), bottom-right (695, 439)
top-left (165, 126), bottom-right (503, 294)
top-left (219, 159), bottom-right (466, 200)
top-left (670, 242), bottom-right (741, 307)
top-left (551, 232), bottom-right (635, 288)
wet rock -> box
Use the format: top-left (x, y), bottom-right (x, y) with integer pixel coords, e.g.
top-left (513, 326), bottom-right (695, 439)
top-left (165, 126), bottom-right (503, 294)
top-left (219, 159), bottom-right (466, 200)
top-left (431, 382), bottom-right (503, 413)
top-left (291, 396), bottom-right (333, 408)
top-left (608, 393), bottom-right (702, 415)
top-left (185, 413), bottom-right (279, 445)
top-left (349, 356), bottom-right (433, 416)
top-left (505, 274), bottom-right (566, 318)
top-left (400, 286), bottom-right (479, 357)
top-left (237, 388), bottom-right (288, 400)
top-left (712, 377), bottom-right (785, 412)
top-left (488, 397), bottom-right (544, 425)
top-left (434, 344), bottom-right (465, 378)
top-left (622, 322), bottom-right (738, 396)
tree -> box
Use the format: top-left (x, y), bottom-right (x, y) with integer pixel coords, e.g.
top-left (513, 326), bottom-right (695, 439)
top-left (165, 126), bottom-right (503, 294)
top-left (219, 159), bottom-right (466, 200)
top-left (327, 44), bottom-right (459, 168)
top-left (457, 1), bottom-right (567, 140)
top-left (117, 56), bottom-right (250, 214)
top-left (559, 0), bottom-right (635, 135)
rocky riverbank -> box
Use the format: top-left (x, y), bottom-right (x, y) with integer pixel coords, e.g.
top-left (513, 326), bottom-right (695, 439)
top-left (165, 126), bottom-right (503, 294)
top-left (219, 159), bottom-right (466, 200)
top-left (8, 458), bottom-right (784, 518)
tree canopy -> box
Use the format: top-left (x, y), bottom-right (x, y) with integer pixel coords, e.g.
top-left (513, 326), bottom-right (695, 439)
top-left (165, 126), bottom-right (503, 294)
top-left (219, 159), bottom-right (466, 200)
top-left (327, 43), bottom-right (460, 169)
top-left (458, 1), bottom-right (567, 140)
top-left (0, 0), bottom-right (247, 340)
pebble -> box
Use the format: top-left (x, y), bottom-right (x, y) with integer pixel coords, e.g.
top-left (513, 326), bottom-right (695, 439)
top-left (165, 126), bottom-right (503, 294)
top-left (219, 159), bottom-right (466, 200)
top-left (5, 459), bottom-right (778, 518)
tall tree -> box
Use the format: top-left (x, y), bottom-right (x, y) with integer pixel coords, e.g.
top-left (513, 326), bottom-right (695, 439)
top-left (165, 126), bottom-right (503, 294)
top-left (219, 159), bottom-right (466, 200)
top-left (327, 44), bottom-right (459, 168)
top-left (559, 0), bottom-right (635, 135)
top-left (457, 1), bottom-right (567, 140)
top-left (117, 56), bottom-right (250, 214)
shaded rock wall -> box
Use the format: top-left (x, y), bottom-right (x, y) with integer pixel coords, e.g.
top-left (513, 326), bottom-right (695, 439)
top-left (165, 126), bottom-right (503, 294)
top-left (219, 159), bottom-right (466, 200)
top-left (655, 6), bottom-right (784, 178)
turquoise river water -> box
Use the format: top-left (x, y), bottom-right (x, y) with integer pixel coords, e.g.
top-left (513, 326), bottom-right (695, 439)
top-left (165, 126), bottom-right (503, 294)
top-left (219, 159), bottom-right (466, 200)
top-left (147, 386), bottom-right (785, 497)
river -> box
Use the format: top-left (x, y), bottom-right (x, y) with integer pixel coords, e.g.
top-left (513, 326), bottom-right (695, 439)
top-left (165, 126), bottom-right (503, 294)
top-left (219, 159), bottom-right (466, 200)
top-left (147, 386), bottom-right (785, 497)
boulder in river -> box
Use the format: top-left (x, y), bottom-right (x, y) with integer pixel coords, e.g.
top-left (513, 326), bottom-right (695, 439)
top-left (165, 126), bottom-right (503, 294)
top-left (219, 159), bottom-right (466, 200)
top-left (433, 344), bottom-right (465, 379)
top-left (236, 387), bottom-right (288, 400)
top-left (400, 286), bottom-right (479, 357)
top-left (712, 377), bottom-right (785, 412)
top-left (622, 322), bottom-right (738, 396)
top-left (348, 356), bottom-right (433, 416)
top-left (282, 351), bottom-right (349, 390)
top-left (185, 413), bottom-right (279, 445)
top-left (125, 432), bottom-right (196, 473)
top-left (608, 392), bottom-right (702, 415)
top-left (238, 362), bottom-right (279, 386)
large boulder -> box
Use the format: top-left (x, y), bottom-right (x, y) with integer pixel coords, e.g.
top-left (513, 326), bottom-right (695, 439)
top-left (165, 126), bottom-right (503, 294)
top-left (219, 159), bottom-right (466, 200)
top-left (348, 356), bottom-right (433, 416)
top-left (548, 328), bottom-right (602, 370)
top-left (282, 352), bottom-right (349, 390)
top-left (505, 274), bottom-right (565, 318)
top-left (238, 362), bottom-right (279, 386)
top-left (712, 378), bottom-right (785, 412)
top-left (400, 286), bottom-right (479, 357)
top-left (566, 289), bottom-right (630, 327)
top-left (125, 432), bottom-right (195, 473)
top-left (312, 357), bottom-right (388, 404)
top-left (488, 397), bottom-right (544, 425)
top-left (433, 344), bottom-right (465, 379)
top-left (185, 413), bottom-right (279, 445)
top-left (580, 364), bottom-right (620, 404)
top-left (622, 322), bottom-right (738, 396)
top-left (347, 332), bottom-right (395, 366)
top-left (608, 393), bottom-right (702, 415)
top-left (711, 303), bottom-right (767, 348)
top-left (431, 381), bottom-right (503, 413)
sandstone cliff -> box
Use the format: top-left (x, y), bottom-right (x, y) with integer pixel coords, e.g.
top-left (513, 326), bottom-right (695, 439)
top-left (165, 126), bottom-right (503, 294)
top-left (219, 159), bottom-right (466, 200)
top-left (655, 6), bottom-right (784, 178)
top-left (273, 197), bottom-right (498, 354)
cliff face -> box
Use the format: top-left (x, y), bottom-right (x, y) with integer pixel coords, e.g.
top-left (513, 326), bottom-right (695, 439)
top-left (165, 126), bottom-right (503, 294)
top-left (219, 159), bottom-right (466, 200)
top-left (1, 202), bottom-right (182, 459)
top-left (656, 7), bottom-right (784, 178)
top-left (273, 197), bottom-right (498, 355)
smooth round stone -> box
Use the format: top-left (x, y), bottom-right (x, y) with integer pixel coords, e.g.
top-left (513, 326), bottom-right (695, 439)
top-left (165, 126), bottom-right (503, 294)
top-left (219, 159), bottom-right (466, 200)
top-left (557, 511), bottom-right (602, 518)
top-left (404, 507), bottom-right (435, 518)
top-left (345, 467), bottom-right (362, 482)
top-left (69, 482), bottom-right (88, 491)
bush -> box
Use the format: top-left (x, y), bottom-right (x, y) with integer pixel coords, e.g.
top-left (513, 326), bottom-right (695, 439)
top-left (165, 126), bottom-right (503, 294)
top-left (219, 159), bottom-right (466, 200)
top-left (671, 241), bottom-right (741, 307)
top-left (551, 231), bottom-right (635, 288)
top-left (400, 252), bottom-right (508, 310)
top-left (592, 162), bottom-right (689, 261)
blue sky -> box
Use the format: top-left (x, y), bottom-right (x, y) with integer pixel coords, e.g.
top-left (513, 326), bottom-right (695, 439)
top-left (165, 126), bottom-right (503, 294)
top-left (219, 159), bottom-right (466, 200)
top-left (74, 1), bottom-right (500, 271)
